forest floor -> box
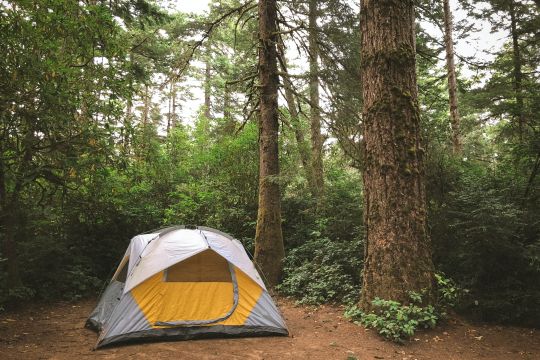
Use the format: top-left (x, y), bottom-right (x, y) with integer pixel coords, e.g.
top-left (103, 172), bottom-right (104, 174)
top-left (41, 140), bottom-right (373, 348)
top-left (0, 297), bottom-right (538, 360)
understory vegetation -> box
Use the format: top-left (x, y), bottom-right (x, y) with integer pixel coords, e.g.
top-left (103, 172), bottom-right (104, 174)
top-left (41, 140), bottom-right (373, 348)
top-left (344, 274), bottom-right (461, 343)
top-left (1, 0), bottom-right (539, 333)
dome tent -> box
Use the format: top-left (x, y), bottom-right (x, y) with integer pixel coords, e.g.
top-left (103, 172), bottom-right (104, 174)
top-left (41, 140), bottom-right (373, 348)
top-left (86, 225), bottom-right (288, 348)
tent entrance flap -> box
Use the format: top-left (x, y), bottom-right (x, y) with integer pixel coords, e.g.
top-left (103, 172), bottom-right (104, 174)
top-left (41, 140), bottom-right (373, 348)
top-left (131, 249), bottom-right (239, 327)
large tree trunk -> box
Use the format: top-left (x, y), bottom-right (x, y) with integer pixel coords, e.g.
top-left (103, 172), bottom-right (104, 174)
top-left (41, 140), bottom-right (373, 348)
top-left (509, 1), bottom-right (524, 139)
top-left (308, 0), bottom-right (324, 198)
top-left (359, 0), bottom-right (435, 311)
top-left (254, 0), bottom-right (284, 288)
top-left (443, 0), bottom-right (461, 153)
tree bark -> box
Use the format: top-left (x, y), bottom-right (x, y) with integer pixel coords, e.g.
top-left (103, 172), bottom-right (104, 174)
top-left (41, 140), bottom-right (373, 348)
top-left (509, 1), bottom-right (524, 140)
top-left (254, 0), bottom-right (285, 288)
top-left (443, 0), bottom-right (462, 154)
top-left (308, 0), bottom-right (324, 198)
top-left (359, 0), bottom-right (435, 311)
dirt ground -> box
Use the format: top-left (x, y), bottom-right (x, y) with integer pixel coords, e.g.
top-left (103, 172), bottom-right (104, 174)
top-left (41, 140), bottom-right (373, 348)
top-left (0, 297), bottom-right (538, 360)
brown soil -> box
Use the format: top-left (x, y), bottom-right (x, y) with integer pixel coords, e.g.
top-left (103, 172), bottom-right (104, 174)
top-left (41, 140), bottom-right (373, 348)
top-left (0, 298), bottom-right (538, 360)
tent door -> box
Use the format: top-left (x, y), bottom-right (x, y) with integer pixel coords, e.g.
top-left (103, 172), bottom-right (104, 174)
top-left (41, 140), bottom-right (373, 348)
top-left (153, 262), bottom-right (239, 327)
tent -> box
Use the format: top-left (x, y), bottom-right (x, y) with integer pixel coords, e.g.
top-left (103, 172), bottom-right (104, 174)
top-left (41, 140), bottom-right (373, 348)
top-left (86, 225), bottom-right (288, 348)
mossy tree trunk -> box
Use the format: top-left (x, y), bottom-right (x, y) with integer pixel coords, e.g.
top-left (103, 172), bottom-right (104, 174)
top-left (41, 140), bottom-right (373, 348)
top-left (359, 0), bottom-right (435, 312)
top-left (254, 0), bottom-right (284, 288)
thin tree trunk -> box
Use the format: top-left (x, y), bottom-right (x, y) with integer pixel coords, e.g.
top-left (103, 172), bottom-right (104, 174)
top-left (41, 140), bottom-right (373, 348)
top-left (283, 76), bottom-right (314, 191)
top-left (509, 1), bottom-right (524, 140)
top-left (278, 48), bottom-right (315, 193)
top-left (167, 81), bottom-right (173, 136)
top-left (524, 151), bottom-right (540, 198)
top-left (142, 85), bottom-right (150, 128)
top-left (124, 96), bottom-right (132, 155)
top-left (254, 0), bottom-right (284, 288)
top-left (223, 84), bottom-right (235, 134)
top-left (139, 85), bottom-right (150, 157)
top-left (204, 53), bottom-right (212, 119)
top-left (308, 0), bottom-right (324, 198)
top-left (359, 0), bottom-right (435, 311)
top-left (224, 85), bottom-right (231, 120)
top-left (172, 84), bottom-right (177, 127)
top-left (443, 0), bottom-right (462, 154)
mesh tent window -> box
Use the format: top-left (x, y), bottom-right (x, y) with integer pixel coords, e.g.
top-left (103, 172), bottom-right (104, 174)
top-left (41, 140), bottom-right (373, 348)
top-left (164, 250), bottom-right (232, 283)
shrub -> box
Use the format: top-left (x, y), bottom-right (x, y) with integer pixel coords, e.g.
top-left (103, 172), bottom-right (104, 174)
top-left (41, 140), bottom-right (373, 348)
top-left (429, 164), bottom-right (540, 326)
top-left (277, 232), bottom-right (363, 305)
top-left (344, 274), bottom-right (461, 343)
top-left (345, 293), bottom-right (438, 343)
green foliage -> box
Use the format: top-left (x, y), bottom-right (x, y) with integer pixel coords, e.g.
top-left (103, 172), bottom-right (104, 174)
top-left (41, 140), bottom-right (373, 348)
top-left (278, 234), bottom-right (362, 305)
top-left (435, 273), bottom-right (462, 309)
top-left (429, 160), bottom-right (540, 326)
top-left (344, 274), bottom-right (461, 343)
top-left (0, 285), bottom-right (36, 307)
top-left (345, 295), bottom-right (437, 343)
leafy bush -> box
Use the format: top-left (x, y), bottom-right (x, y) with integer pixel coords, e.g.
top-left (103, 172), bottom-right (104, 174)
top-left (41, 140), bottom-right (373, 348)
top-left (435, 272), bottom-right (462, 310)
top-left (344, 274), bottom-right (461, 343)
top-left (277, 231), bottom-right (363, 305)
top-left (345, 293), bottom-right (438, 343)
top-left (0, 285), bottom-right (36, 307)
top-left (429, 163), bottom-right (540, 326)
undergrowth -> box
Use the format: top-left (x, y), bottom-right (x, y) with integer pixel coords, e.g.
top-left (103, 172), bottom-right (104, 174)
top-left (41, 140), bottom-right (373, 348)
top-left (344, 273), bottom-right (461, 343)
